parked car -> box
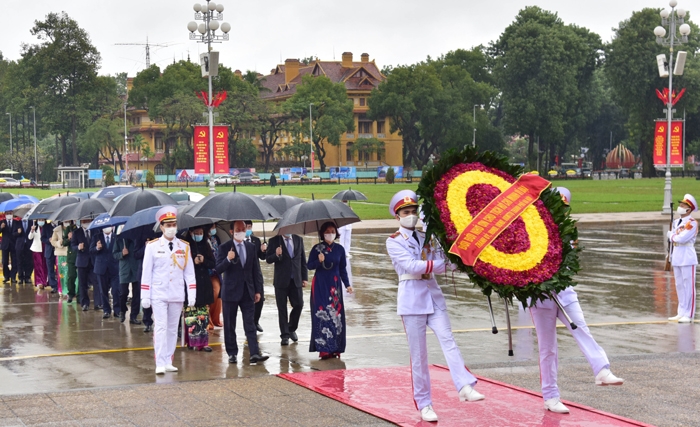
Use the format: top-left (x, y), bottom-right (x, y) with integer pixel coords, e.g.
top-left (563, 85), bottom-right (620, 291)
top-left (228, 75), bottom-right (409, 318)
top-left (238, 172), bottom-right (260, 182)
top-left (213, 175), bottom-right (239, 185)
top-left (0, 178), bottom-right (21, 187)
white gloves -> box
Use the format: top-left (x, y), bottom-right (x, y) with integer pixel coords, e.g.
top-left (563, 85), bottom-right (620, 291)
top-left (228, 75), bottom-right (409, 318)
top-left (187, 301), bottom-right (195, 308)
top-left (141, 298), bottom-right (151, 309)
top-left (667, 231), bottom-right (674, 241)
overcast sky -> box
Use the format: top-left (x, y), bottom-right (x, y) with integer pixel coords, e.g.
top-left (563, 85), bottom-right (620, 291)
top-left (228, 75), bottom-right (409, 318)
top-left (1, 0), bottom-right (669, 78)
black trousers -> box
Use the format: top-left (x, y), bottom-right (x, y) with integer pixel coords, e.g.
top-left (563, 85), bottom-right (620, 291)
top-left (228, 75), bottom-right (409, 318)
top-left (77, 264), bottom-right (93, 307)
top-left (2, 248), bottom-right (15, 281)
top-left (254, 296), bottom-right (264, 325)
top-left (222, 288), bottom-right (259, 357)
top-left (16, 247), bottom-right (32, 281)
top-left (275, 279), bottom-right (304, 339)
top-left (100, 273), bottom-right (120, 315)
top-left (120, 281), bottom-right (141, 321)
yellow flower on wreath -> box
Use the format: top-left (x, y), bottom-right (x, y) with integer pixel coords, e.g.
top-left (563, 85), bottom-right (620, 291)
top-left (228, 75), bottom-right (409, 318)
top-left (445, 170), bottom-right (549, 271)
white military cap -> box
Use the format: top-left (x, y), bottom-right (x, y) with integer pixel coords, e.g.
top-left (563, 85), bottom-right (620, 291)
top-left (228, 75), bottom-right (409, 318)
top-left (389, 190), bottom-right (419, 216)
top-left (679, 194), bottom-right (698, 212)
top-left (155, 205), bottom-right (178, 224)
top-left (554, 187), bottom-right (571, 205)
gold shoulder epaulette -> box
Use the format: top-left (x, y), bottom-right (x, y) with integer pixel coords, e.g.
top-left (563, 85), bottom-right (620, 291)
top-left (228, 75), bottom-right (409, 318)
top-left (180, 240), bottom-right (190, 246)
top-left (147, 238), bottom-right (158, 244)
top-left (390, 231), bottom-right (401, 239)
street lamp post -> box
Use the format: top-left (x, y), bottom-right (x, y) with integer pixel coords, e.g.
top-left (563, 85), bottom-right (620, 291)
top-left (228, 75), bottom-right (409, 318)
top-left (124, 101), bottom-right (128, 184)
top-left (187, 1), bottom-right (231, 195)
top-left (30, 107), bottom-right (37, 182)
top-left (654, 0), bottom-right (691, 214)
top-left (309, 103), bottom-right (314, 176)
top-left (472, 104), bottom-right (482, 148)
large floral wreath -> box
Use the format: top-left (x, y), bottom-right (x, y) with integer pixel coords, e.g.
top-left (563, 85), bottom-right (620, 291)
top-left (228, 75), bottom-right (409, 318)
top-left (417, 147), bottom-right (580, 305)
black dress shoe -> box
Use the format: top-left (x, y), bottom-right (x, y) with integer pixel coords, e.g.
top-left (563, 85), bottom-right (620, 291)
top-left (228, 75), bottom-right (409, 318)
top-left (119, 313), bottom-right (126, 323)
top-left (290, 331), bottom-right (298, 342)
top-left (67, 296), bottom-right (73, 303)
top-left (102, 312), bottom-right (111, 319)
top-left (130, 319), bottom-right (142, 325)
top-left (228, 355), bottom-right (237, 364)
top-left (256, 323), bottom-right (263, 332)
top-left (281, 338), bottom-right (289, 346)
top-left (202, 346), bottom-right (212, 352)
top-left (249, 354), bottom-right (269, 364)
top-left (94, 306), bottom-right (101, 311)
top-left (82, 305), bottom-right (89, 311)
top-left (144, 325), bottom-right (152, 333)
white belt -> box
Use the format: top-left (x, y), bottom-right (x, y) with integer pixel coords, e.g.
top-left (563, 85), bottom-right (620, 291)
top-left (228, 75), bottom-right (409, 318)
top-left (673, 242), bottom-right (694, 247)
top-left (399, 273), bottom-right (433, 281)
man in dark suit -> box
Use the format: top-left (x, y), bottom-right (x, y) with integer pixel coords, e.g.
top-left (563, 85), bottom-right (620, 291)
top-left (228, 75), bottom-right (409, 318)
top-left (266, 232), bottom-right (308, 346)
top-left (113, 237), bottom-right (142, 325)
top-left (90, 227), bottom-right (121, 319)
top-left (15, 217), bottom-right (32, 284)
top-left (215, 220), bottom-right (268, 365)
top-left (41, 222), bottom-right (58, 292)
top-left (244, 220), bottom-right (267, 332)
top-left (1, 211), bottom-right (17, 283)
top-left (72, 218), bottom-right (99, 311)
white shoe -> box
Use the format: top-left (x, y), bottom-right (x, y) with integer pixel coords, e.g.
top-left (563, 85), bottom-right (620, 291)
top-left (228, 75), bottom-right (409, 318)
top-left (420, 405), bottom-right (438, 422)
top-left (544, 397), bottom-right (569, 414)
top-left (677, 316), bottom-right (693, 323)
top-left (668, 314), bottom-right (682, 321)
top-left (595, 368), bottom-right (624, 386)
top-left (155, 366), bottom-right (165, 375)
top-left (459, 384), bottom-right (485, 402)
top-left (165, 364), bottom-right (178, 372)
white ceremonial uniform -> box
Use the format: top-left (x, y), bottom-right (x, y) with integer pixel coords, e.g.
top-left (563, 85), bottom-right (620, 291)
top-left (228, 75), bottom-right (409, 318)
top-left (386, 226), bottom-right (477, 411)
top-left (141, 236), bottom-right (197, 369)
top-left (338, 224), bottom-right (353, 302)
top-left (529, 287), bottom-right (610, 401)
top-left (670, 216), bottom-right (698, 319)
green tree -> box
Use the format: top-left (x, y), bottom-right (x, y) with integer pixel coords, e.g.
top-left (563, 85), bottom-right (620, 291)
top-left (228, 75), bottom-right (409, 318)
top-left (279, 140), bottom-right (309, 161)
top-left (258, 102), bottom-right (290, 171)
top-left (218, 76), bottom-right (263, 167)
top-left (284, 75), bottom-right (354, 172)
top-left (605, 8), bottom-right (700, 176)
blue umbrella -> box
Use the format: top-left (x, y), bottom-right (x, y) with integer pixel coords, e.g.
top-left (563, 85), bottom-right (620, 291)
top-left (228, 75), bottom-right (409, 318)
top-left (119, 206), bottom-right (164, 235)
top-left (93, 185), bottom-right (137, 200)
top-left (88, 212), bottom-right (129, 230)
top-left (0, 195), bottom-right (40, 212)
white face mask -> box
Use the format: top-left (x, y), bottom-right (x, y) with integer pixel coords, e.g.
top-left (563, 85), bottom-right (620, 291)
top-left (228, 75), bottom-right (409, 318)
top-left (324, 233), bottom-right (336, 243)
top-left (103, 227), bottom-right (113, 234)
top-left (81, 223), bottom-right (90, 230)
top-left (233, 231), bottom-right (246, 242)
top-left (37, 221), bottom-right (45, 227)
top-left (677, 206), bottom-right (690, 215)
top-left (163, 227), bottom-right (177, 239)
top-left (399, 214), bottom-right (419, 229)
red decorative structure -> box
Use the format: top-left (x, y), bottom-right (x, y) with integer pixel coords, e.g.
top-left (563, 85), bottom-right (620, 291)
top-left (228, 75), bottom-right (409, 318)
top-left (606, 144), bottom-right (636, 169)
top-left (196, 90), bottom-right (227, 107)
top-left (655, 88), bottom-right (686, 106)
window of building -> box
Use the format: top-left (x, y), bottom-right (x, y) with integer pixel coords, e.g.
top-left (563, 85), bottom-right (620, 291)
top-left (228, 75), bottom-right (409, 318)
top-left (378, 148), bottom-right (385, 162)
top-left (131, 116), bottom-right (141, 125)
top-left (377, 121), bottom-right (385, 135)
top-left (154, 164), bottom-right (166, 175)
top-left (359, 121), bottom-right (372, 134)
top-left (155, 136), bottom-right (164, 153)
top-left (346, 142), bottom-right (354, 164)
top-left (359, 98), bottom-right (366, 106)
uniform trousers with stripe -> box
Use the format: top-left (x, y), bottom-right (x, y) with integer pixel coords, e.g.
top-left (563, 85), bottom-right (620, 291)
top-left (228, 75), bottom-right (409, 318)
top-left (530, 299), bottom-right (609, 400)
top-left (402, 305), bottom-right (477, 411)
top-left (673, 265), bottom-right (696, 319)
top-left (152, 300), bottom-right (182, 368)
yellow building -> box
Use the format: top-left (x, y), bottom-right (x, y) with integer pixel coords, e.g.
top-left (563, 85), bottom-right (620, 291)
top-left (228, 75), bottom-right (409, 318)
top-left (256, 52), bottom-right (403, 168)
top-left (121, 51), bottom-right (403, 174)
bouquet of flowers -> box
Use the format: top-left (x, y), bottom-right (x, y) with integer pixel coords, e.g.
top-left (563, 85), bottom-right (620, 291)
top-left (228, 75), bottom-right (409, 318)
top-left (417, 147), bottom-right (580, 305)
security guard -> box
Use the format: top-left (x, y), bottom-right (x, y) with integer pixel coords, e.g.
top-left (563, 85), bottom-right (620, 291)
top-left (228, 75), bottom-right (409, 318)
top-left (385, 190), bottom-right (484, 423)
top-left (667, 193), bottom-right (698, 323)
top-left (530, 187), bottom-right (624, 414)
top-left (141, 206), bottom-right (196, 374)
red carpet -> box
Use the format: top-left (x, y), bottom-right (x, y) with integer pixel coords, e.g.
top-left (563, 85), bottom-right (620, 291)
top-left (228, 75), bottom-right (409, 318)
top-left (279, 365), bottom-right (652, 427)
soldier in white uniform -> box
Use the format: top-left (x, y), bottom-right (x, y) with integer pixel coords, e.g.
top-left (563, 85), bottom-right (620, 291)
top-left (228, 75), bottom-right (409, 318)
top-left (667, 194), bottom-right (698, 323)
top-left (530, 187), bottom-right (623, 414)
top-left (141, 206), bottom-right (196, 374)
top-left (385, 190), bottom-right (484, 423)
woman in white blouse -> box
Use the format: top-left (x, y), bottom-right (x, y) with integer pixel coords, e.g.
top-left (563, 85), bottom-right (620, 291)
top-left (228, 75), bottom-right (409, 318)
top-left (28, 220), bottom-right (48, 289)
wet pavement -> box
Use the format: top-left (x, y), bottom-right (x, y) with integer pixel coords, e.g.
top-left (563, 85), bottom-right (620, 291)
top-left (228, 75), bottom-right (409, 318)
top-left (0, 219), bottom-right (698, 426)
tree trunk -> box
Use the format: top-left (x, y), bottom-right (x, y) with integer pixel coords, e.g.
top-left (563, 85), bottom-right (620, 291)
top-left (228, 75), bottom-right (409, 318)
top-left (527, 132), bottom-right (535, 171)
top-left (71, 116), bottom-right (78, 165)
top-left (314, 139), bottom-right (326, 172)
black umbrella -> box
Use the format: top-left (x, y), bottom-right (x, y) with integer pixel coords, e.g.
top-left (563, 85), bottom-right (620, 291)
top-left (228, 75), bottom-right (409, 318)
top-left (188, 192), bottom-right (281, 222)
top-left (49, 198), bottom-right (115, 222)
top-left (259, 195), bottom-right (304, 215)
top-left (28, 196), bottom-right (81, 220)
top-left (109, 189), bottom-right (178, 217)
top-left (273, 199), bottom-right (360, 236)
top-left (0, 193), bottom-right (15, 203)
top-left (176, 204), bottom-right (218, 231)
top-left (93, 185), bottom-right (137, 200)
top-left (332, 188), bottom-right (368, 201)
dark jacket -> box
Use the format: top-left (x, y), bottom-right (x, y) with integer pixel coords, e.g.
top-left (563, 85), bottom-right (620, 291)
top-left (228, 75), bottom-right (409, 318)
top-left (71, 227), bottom-right (93, 269)
top-left (89, 232), bottom-right (119, 276)
top-left (215, 239), bottom-right (262, 302)
top-left (14, 219), bottom-right (30, 252)
top-left (248, 234), bottom-right (266, 289)
top-left (41, 223), bottom-right (55, 258)
top-left (112, 238), bottom-right (139, 284)
top-left (184, 235), bottom-right (215, 306)
top-left (63, 224), bottom-right (77, 263)
top-left (0, 218), bottom-right (14, 250)
top-left (266, 234), bottom-right (308, 288)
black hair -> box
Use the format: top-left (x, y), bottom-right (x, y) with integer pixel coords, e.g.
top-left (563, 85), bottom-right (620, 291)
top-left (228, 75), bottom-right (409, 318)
top-left (244, 220), bottom-right (253, 226)
top-left (318, 221), bottom-right (340, 241)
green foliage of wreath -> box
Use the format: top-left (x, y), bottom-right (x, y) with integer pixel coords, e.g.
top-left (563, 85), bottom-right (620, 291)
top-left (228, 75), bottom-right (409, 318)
top-left (417, 146), bottom-right (580, 305)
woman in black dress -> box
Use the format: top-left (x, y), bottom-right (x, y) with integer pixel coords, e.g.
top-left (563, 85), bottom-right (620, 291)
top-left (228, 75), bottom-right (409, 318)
top-left (184, 226), bottom-right (215, 351)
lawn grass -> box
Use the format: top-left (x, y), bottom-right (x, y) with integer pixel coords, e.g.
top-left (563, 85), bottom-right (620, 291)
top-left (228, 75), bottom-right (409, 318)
top-left (6, 177), bottom-right (698, 219)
